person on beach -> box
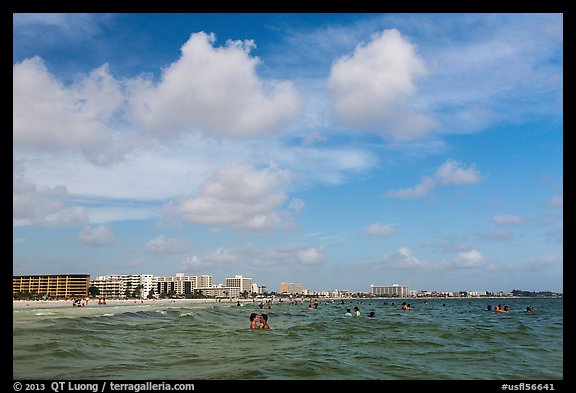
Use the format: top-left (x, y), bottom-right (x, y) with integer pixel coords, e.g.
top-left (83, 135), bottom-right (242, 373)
top-left (250, 313), bottom-right (260, 329)
top-left (259, 314), bottom-right (272, 329)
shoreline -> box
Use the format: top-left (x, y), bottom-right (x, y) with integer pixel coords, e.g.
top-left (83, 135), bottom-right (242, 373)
top-left (14, 295), bottom-right (560, 310)
top-left (13, 298), bottom-right (230, 310)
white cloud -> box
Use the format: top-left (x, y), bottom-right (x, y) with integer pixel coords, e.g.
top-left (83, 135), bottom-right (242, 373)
top-left (297, 247), bottom-right (325, 265)
top-left (13, 160), bottom-right (89, 226)
top-left (13, 57), bottom-right (126, 164)
top-left (374, 247), bottom-right (428, 270)
top-left (492, 214), bottom-right (525, 225)
top-left (77, 225), bottom-right (115, 246)
top-left (385, 159), bottom-right (481, 198)
top-left (453, 249), bottom-right (484, 267)
top-left (385, 176), bottom-right (436, 199)
top-left (434, 160), bottom-right (482, 185)
top-left (165, 163), bottom-right (297, 229)
top-left (364, 223), bottom-right (395, 236)
top-left (525, 254), bottom-right (558, 268)
top-left (180, 256), bottom-right (205, 271)
top-left (288, 198), bottom-right (305, 213)
top-left (328, 29), bottom-right (435, 140)
top-left (145, 235), bottom-right (192, 255)
top-left (179, 247), bottom-right (238, 272)
top-left (205, 247), bottom-right (238, 264)
top-left (127, 32), bottom-right (302, 138)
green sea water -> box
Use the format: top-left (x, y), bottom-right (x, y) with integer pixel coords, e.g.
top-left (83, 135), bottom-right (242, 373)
top-left (13, 298), bottom-right (563, 380)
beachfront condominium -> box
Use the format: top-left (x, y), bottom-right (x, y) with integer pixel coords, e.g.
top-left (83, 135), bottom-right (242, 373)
top-left (155, 273), bottom-right (213, 296)
top-left (225, 275), bottom-right (253, 296)
top-left (92, 274), bottom-right (155, 299)
top-left (13, 274), bottom-right (90, 299)
top-left (370, 284), bottom-right (410, 297)
top-left (279, 282), bottom-right (304, 295)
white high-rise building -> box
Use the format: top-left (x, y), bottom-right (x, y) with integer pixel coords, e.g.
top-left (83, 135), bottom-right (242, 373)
top-left (225, 275), bottom-right (253, 295)
top-left (370, 284), bottom-right (409, 297)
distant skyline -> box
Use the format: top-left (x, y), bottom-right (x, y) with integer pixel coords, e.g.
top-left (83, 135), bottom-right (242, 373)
top-left (13, 13), bottom-right (563, 293)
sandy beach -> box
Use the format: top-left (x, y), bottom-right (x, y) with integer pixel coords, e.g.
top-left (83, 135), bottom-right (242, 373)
top-left (13, 297), bottom-right (232, 309)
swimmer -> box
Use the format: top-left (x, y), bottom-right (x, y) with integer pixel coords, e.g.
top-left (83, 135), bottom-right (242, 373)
top-left (259, 314), bottom-right (272, 329)
top-left (250, 313), bottom-right (259, 329)
top-left (353, 306), bottom-right (361, 317)
top-left (368, 311), bottom-right (376, 318)
top-left (345, 308), bottom-right (352, 317)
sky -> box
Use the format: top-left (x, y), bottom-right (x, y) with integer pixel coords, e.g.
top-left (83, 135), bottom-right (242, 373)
top-left (12, 13), bottom-right (563, 293)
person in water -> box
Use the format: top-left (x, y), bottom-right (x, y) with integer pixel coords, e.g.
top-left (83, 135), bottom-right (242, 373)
top-left (250, 313), bottom-right (259, 329)
top-left (368, 311), bottom-right (376, 318)
top-left (259, 314), bottom-right (272, 329)
top-left (353, 306), bottom-right (361, 317)
top-left (345, 308), bottom-right (352, 316)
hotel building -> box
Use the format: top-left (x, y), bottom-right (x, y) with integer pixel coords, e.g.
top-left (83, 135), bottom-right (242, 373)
top-left (13, 274), bottom-right (90, 299)
top-left (225, 275), bottom-right (253, 295)
top-left (279, 282), bottom-right (305, 294)
top-left (154, 273), bottom-right (213, 296)
top-left (370, 284), bottom-right (410, 297)
top-left (92, 274), bottom-right (156, 299)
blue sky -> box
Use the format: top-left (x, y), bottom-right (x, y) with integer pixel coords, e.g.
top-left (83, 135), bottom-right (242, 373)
top-left (13, 13), bottom-right (563, 293)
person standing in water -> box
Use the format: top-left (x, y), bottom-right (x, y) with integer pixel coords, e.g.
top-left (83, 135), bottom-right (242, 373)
top-left (250, 313), bottom-right (260, 329)
top-left (259, 314), bottom-right (272, 329)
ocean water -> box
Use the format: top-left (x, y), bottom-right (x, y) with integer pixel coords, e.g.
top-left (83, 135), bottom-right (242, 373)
top-left (13, 298), bottom-right (563, 380)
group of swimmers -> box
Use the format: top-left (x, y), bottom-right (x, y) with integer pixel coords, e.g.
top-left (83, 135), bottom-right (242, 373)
top-left (249, 313), bottom-right (272, 329)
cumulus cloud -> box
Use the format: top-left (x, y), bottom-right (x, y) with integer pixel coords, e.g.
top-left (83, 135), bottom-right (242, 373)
top-left (328, 29), bottom-right (435, 140)
top-left (385, 159), bottom-right (481, 198)
top-left (364, 223), bottom-right (395, 236)
top-left (77, 225), bottom-right (115, 246)
top-left (13, 57), bottom-right (126, 164)
top-left (297, 247), bottom-right (325, 265)
top-left (164, 163), bottom-right (298, 229)
top-left (179, 247), bottom-right (238, 271)
top-left (453, 249), bottom-right (484, 267)
top-left (127, 31), bottom-right (302, 138)
top-left (145, 235), bottom-right (192, 255)
top-left (13, 160), bottom-right (89, 226)
top-left (374, 247), bottom-right (428, 270)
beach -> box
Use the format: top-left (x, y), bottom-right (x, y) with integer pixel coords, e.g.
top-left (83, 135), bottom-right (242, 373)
top-left (13, 297), bottom-right (228, 309)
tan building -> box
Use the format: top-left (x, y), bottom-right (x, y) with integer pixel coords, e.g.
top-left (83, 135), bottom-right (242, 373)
top-left (279, 282), bottom-right (304, 294)
top-left (13, 274), bottom-right (90, 299)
